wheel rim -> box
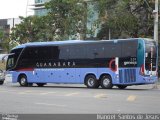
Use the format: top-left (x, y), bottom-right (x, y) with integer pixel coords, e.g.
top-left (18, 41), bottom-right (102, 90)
top-left (103, 78), bottom-right (110, 87)
top-left (88, 78), bottom-right (95, 87)
top-left (21, 77), bottom-right (26, 85)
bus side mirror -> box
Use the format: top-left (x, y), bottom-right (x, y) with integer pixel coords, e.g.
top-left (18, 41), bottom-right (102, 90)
top-left (1, 55), bottom-right (6, 63)
top-left (2, 59), bottom-right (4, 63)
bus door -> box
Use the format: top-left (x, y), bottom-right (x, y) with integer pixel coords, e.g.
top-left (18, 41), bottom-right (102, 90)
top-left (144, 41), bottom-right (157, 76)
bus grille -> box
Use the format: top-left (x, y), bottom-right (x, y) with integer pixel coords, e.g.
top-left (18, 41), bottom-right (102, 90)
top-left (119, 69), bottom-right (136, 83)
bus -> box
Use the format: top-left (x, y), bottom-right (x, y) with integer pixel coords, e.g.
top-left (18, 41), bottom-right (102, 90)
top-left (5, 38), bottom-right (158, 89)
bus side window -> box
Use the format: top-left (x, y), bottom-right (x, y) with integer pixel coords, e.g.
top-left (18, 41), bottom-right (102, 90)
top-left (85, 44), bottom-right (99, 59)
top-left (93, 44), bottom-right (105, 59)
top-left (59, 46), bottom-right (69, 60)
top-left (69, 45), bottom-right (85, 59)
top-left (51, 46), bottom-right (59, 60)
top-left (103, 42), bottom-right (121, 58)
top-left (19, 47), bottom-right (35, 60)
top-left (121, 41), bottom-right (137, 57)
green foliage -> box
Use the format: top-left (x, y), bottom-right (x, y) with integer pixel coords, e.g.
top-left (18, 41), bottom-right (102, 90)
top-left (0, 30), bottom-right (3, 39)
top-left (0, 62), bottom-right (6, 70)
top-left (10, 0), bottom-right (89, 43)
top-left (10, 16), bottom-right (48, 44)
top-left (45, 0), bottom-right (87, 40)
top-left (97, 0), bottom-right (156, 39)
top-left (0, 29), bottom-right (10, 53)
top-left (9, 0), bottom-right (159, 44)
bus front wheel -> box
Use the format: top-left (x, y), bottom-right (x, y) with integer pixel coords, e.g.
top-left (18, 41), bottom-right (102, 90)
top-left (85, 75), bottom-right (99, 88)
top-left (100, 75), bottom-right (113, 89)
top-left (19, 75), bottom-right (28, 87)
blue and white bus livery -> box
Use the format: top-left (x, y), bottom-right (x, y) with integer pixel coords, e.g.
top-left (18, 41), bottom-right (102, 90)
top-left (5, 38), bottom-right (158, 89)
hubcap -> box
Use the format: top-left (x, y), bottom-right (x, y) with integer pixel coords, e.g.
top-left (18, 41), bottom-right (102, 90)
top-left (88, 78), bottom-right (95, 87)
top-left (103, 78), bottom-right (110, 87)
top-left (21, 78), bottom-right (26, 85)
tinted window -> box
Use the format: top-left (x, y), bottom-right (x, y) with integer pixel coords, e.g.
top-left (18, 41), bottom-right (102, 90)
top-left (69, 45), bottom-right (86, 59)
top-left (59, 45), bottom-right (86, 60)
top-left (68, 42), bottom-right (122, 59)
top-left (103, 42), bottom-right (121, 58)
top-left (85, 43), bottom-right (110, 59)
top-left (93, 44), bottom-right (105, 58)
top-left (59, 46), bottom-right (70, 59)
top-left (85, 44), bottom-right (99, 59)
top-left (145, 41), bottom-right (157, 71)
top-left (20, 46), bottom-right (59, 60)
top-left (51, 46), bottom-right (59, 59)
top-left (6, 48), bottom-right (23, 70)
top-left (121, 41), bottom-right (137, 57)
top-left (11, 48), bottom-right (23, 63)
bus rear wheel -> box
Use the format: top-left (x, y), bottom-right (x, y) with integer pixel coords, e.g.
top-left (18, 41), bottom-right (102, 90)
top-left (100, 75), bottom-right (113, 89)
top-left (85, 75), bottom-right (99, 88)
top-left (19, 75), bottom-right (28, 87)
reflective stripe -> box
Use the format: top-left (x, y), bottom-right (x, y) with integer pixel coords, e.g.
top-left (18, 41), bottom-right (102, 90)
top-left (115, 57), bottom-right (119, 74)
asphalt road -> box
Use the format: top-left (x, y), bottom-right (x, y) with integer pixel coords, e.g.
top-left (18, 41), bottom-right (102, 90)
top-left (0, 82), bottom-right (160, 114)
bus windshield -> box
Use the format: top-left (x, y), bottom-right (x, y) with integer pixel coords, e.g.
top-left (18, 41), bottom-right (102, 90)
top-left (145, 41), bottom-right (157, 71)
top-left (6, 48), bottom-right (23, 70)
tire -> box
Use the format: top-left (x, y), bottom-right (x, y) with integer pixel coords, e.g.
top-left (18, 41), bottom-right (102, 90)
top-left (85, 75), bottom-right (99, 88)
top-left (100, 75), bottom-right (113, 89)
top-left (19, 75), bottom-right (28, 87)
top-left (117, 85), bottom-right (127, 89)
top-left (0, 81), bottom-right (4, 85)
top-left (37, 83), bottom-right (46, 87)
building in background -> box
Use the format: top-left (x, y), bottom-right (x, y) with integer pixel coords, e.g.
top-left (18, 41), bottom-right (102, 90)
top-left (31, 0), bottom-right (50, 16)
top-left (7, 18), bottom-right (22, 32)
top-left (0, 19), bottom-right (10, 52)
top-left (0, 19), bottom-right (9, 37)
top-left (0, 18), bottom-right (21, 36)
top-left (0, 18), bottom-right (21, 52)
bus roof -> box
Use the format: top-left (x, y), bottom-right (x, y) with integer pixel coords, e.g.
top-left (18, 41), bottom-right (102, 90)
top-left (12, 38), bottom-right (153, 50)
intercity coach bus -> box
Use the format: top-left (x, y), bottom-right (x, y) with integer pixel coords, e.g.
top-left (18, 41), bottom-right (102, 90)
top-left (5, 38), bottom-right (158, 89)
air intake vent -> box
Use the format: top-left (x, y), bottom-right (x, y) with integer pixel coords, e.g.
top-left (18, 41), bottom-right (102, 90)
top-left (119, 69), bottom-right (136, 83)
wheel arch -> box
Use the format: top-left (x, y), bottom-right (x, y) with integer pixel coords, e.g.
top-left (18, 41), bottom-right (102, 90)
top-left (99, 73), bottom-right (112, 81)
top-left (17, 73), bottom-right (27, 82)
top-left (100, 73), bottom-right (113, 89)
top-left (84, 73), bottom-right (97, 85)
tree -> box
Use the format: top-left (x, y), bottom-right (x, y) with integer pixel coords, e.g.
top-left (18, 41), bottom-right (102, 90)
top-left (9, 0), bottom-right (159, 43)
top-left (97, 0), bottom-right (156, 39)
top-left (45, 0), bottom-right (88, 40)
top-left (0, 30), bottom-right (4, 52)
top-left (10, 16), bottom-right (47, 44)
top-left (9, 0), bottom-right (90, 43)
top-left (0, 29), bottom-right (10, 53)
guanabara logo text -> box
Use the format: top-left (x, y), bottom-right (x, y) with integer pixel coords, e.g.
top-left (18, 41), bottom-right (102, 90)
top-left (36, 61), bottom-right (76, 68)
